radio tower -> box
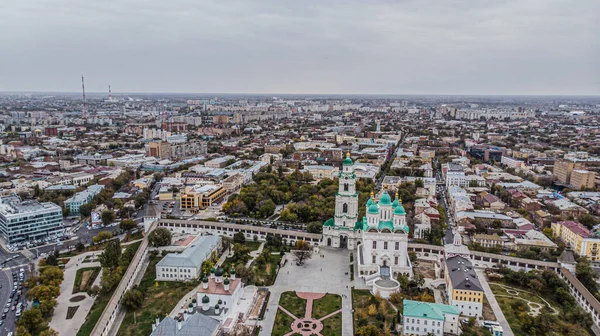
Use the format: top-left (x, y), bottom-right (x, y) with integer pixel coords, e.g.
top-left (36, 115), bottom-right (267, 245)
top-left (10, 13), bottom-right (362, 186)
top-left (108, 85), bottom-right (112, 101)
top-left (81, 75), bottom-right (87, 118)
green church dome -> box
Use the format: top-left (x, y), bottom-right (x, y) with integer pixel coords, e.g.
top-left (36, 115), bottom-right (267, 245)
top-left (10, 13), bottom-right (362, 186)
top-left (215, 267), bottom-right (224, 277)
top-left (368, 203), bottom-right (379, 215)
top-left (394, 205), bottom-right (406, 215)
top-left (224, 278), bottom-right (230, 285)
top-left (202, 295), bottom-right (210, 303)
top-left (379, 191), bottom-right (391, 205)
top-left (392, 193), bottom-right (399, 208)
top-left (202, 276), bottom-right (208, 283)
top-left (366, 198), bottom-right (373, 206)
top-left (343, 152), bottom-right (353, 165)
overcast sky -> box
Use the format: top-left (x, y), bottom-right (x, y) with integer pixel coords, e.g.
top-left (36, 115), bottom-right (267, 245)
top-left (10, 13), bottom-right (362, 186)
top-left (0, 0), bottom-right (598, 95)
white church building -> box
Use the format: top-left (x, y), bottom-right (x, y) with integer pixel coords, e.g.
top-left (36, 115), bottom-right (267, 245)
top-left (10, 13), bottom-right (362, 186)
top-left (322, 154), bottom-right (412, 297)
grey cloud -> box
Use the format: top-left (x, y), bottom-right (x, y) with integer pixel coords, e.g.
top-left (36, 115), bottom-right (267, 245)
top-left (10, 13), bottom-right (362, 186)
top-left (0, 0), bottom-right (598, 94)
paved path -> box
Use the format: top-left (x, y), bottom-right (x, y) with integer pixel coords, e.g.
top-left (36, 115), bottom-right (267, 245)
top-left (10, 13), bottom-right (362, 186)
top-left (475, 269), bottom-right (514, 336)
top-left (50, 251), bottom-right (102, 336)
top-left (261, 247), bottom-right (353, 336)
top-left (245, 242), bottom-right (265, 268)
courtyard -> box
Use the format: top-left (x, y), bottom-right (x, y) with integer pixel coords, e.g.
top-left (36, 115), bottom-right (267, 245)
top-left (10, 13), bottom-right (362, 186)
top-left (260, 247), bottom-right (353, 336)
top-left (274, 291), bottom-right (342, 336)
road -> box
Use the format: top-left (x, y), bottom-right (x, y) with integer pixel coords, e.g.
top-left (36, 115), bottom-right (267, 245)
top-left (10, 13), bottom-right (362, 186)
top-left (0, 262), bottom-right (31, 335)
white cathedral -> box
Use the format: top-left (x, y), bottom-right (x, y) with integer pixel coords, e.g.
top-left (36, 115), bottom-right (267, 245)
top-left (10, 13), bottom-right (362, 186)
top-left (322, 153), bottom-right (413, 284)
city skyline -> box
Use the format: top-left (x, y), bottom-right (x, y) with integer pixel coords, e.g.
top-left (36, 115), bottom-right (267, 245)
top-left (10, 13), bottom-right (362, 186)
top-left (1, 0), bottom-right (599, 95)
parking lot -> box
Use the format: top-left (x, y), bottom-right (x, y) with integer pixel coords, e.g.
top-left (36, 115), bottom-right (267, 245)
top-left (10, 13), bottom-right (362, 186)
top-left (0, 265), bottom-right (29, 335)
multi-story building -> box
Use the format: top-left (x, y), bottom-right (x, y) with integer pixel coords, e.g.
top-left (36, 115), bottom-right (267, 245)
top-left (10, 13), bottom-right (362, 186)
top-left (445, 255), bottom-right (484, 317)
top-left (64, 184), bottom-right (104, 216)
top-left (552, 221), bottom-right (600, 261)
top-left (222, 173), bottom-right (245, 192)
top-left (500, 156), bottom-right (525, 169)
top-left (74, 153), bottom-right (113, 166)
top-left (204, 156), bottom-right (235, 168)
top-left (570, 170), bottom-right (596, 190)
top-left (0, 195), bottom-right (63, 244)
top-left (553, 159), bottom-right (584, 185)
top-left (471, 234), bottom-right (503, 249)
top-left (156, 235), bottom-right (221, 281)
top-left (180, 185), bottom-right (227, 212)
top-left (444, 163), bottom-right (467, 188)
top-left (148, 141), bottom-right (172, 159)
top-left (304, 165), bottom-right (339, 181)
top-left (403, 300), bottom-right (461, 335)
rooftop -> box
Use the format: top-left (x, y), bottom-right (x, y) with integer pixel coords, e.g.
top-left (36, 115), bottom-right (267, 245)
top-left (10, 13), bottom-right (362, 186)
top-left (157, 235), bottom-right (221, 269)
top-left (403, 299), bottom-right (459, 320)
top-left (445, 256), bottom-right (483, 292)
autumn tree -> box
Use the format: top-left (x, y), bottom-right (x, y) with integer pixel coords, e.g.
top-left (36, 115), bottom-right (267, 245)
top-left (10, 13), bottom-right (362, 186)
top-left (291, 240), bottom-right (312, 265)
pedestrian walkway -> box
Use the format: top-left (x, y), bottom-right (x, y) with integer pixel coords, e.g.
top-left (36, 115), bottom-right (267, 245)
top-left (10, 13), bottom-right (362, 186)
top-left (50, 251), bottom-right (102, 336)
top-left (475, 269), bottom-right (514, 336)
top-left (245, 242), bottom-right (265, 268)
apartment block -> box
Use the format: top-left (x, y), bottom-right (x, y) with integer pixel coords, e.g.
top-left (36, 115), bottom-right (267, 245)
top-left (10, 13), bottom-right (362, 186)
top-left (0, 195), bottom-right (63, 244)
top-left (570, 170), bottom-right (596, 190)
top-left (553, 159), bottom-right (584, 185)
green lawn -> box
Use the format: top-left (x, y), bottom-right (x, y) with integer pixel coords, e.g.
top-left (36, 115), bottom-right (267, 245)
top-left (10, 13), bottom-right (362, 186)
top-left (72, 267), bottom-right (101, 294)
top-left (312, 294), bottom-right (341, 320)
top-left (489, 281), bottom-right (590, 336)
top-left (116, 256), bottom-right (199, 336)
top-left (251, 253), bottom-right (282, 286)
top-left (272, 308), bottom-right (294, 336)
top-left (76, 293), bottom-right (111, 336)
top-left (279, 291), bottom-right (307, 319)
top-left (321, 312), bottom-right (342, 336)
top-left (245, 240), bottom-right (262, 251)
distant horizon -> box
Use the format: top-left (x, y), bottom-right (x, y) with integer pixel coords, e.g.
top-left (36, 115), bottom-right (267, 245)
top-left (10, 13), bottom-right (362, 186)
top-left (1, 91), bottom-right (600, 99)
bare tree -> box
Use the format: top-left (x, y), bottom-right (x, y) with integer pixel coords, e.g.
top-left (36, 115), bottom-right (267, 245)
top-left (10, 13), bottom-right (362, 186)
top-left (291, 240), bottom-right (312, 265)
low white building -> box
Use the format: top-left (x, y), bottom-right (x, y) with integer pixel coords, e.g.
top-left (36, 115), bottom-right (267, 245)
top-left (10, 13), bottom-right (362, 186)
top-left (403, 299), bottom-right (461, 335)
top-left (156, 235), bottom-right (221, 281)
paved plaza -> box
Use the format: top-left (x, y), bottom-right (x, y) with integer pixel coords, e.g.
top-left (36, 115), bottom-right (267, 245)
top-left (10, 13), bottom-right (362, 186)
top-left (261, 247), bottom-right (353, 336)
top-left (277, 292), bottom-right (342, 336)
top-left (49, 251), bottom-right (102, 336)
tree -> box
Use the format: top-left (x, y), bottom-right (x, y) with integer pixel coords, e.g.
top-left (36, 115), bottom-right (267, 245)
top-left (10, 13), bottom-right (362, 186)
top-left (75, 242), bottom-right (85, 252)
top-left (579, 214), bottom-right (598, 229)
top-left (306, 221), bottom-right (323, 234)
top-left (39, 266), bottom-right (64, 287)
top-left (576, 258), bottom-right (598, 294)
top-left (100, 267), bottom-right (123, 293)
top-left (102, 210), bottom-right (115, 225)
top-left (232, 243), bottom-right (251, 264)
top-left (99, 239), bottom-right (122, 269)
top-left (119, 219), bottom-right (138, 232)
top-left (16, 326), bottom-right (32, 336)
top-left (93, 231), bottom-right (113, 243)
top-left (356, 325), bottom-right (381, 336)
top-left (39, 329), bottom-right (59, 336)
top-left (291, 240), bottom-right (312, 265)
top-left (528, 279), bottom-right (543, 292)
top-left (25, 285), bottom-right (60, 303)
top-left (233, 232), bottom-right (246, 244)
top-left (415, 178), bottom-right (424, 188)
top-left (79, 203), bottom-right (93, 218)
top-left (148, 227), bottom-right (172, 247)
top-left (17, 308), bottom-right (45, 335)
top-left (121, 288), bottom-right (144, 311)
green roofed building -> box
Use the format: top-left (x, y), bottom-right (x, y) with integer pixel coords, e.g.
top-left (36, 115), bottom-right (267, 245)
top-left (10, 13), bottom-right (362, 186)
top-left (322, 154), bottom-right (413, 293)
top-left (403, 299), bottom-right (461, 335)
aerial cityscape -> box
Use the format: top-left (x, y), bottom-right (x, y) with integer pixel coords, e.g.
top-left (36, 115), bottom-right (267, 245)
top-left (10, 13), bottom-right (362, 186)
top-left (1, 1), bottom-right (599, 336)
